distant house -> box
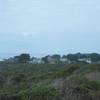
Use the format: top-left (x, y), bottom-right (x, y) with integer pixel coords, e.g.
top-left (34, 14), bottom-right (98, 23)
top-left (45, 56), bottom-right (56, 64)
top-left (60, 58), bottom-right (71, 64)
top-left (37, 58), bottom-right (44, 64)
top-left (30, 57), bottom-right (44, 64)
top-left (78, 58), bottom-right (92, 64)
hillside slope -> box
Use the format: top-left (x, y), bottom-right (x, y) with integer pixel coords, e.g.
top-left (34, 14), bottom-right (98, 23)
top-left (0, 63), bottom-right (100, 100)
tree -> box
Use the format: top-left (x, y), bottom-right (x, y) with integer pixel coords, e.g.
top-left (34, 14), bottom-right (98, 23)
top-left (51, 54), bottom-right (61, 63)
top-left (15, 53), bottom-right (31, 63)
top-left (62, 55), bottom-right (67, 59)
top-left (90, 53), bottom-right (100, 62)
top-left (52, 55), bottom-right (61, 60)
top-left (67, 54), bottom-right (78, 61)
top-left (41, 55), bottom-right (50, 63)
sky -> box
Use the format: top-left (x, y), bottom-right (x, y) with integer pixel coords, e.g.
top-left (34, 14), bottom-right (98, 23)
top-left (0, 0), bottom-right (100, 57)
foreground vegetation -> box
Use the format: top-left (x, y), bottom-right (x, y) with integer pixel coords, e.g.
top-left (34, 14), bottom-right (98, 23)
top-left (0, 63), bottom-right (100, 100)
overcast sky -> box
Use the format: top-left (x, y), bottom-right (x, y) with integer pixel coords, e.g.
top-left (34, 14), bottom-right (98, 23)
top-left (0, 0), bottom-right (100, 57)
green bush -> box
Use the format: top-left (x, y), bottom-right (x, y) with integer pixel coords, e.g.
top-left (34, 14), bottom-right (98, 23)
top-left (79, 80), bottom-right (100, 92)
top-left (18, 85), bottom-right (61, 100)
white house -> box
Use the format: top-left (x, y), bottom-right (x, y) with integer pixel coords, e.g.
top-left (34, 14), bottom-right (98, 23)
top-left (78, 58), bottom-right (92, 64)
top-left (30, 58), bottom-right (44, 64)
top-left (60, 58), bottom-right (71, 64)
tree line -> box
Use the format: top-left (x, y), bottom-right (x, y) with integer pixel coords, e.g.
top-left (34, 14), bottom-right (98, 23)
top-left (2, 53), bottom-right (100, 64)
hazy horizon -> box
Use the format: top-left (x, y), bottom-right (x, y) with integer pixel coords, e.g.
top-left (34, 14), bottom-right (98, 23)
top-left (0, 0), bottom-right (100, 55)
